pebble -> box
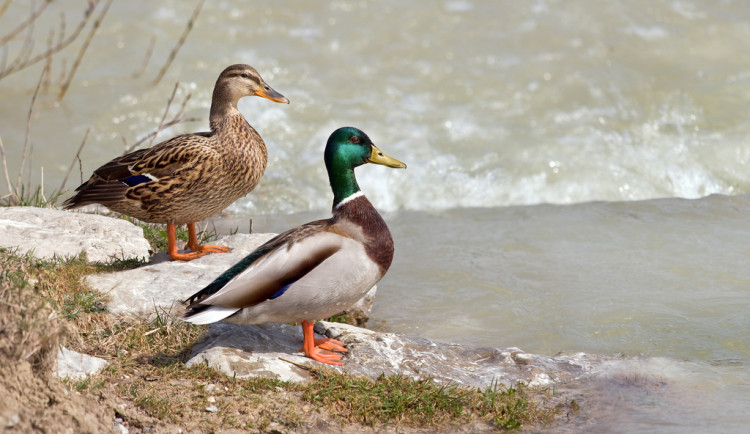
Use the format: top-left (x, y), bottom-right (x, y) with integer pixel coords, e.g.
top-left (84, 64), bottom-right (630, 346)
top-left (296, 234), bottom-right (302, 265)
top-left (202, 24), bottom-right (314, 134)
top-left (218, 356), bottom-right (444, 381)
top-left (207, 396), bottom-right (216, 403)
top-left (4, 413), bottom-right (19, 428)
top-left (113, 419), bottom-right (129, 434)
top-left (205, 405), bottom-right (218, 413)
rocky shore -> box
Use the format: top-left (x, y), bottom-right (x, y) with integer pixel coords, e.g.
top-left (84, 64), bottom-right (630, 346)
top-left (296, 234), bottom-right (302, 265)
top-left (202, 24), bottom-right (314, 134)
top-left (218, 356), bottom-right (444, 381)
top-left (2, 206), bottom-right (682, 431)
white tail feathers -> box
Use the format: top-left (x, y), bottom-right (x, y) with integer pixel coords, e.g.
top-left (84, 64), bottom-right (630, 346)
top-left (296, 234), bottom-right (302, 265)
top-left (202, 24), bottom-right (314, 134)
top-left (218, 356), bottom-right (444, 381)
top-left (183, 306), bottom-right (239, 325)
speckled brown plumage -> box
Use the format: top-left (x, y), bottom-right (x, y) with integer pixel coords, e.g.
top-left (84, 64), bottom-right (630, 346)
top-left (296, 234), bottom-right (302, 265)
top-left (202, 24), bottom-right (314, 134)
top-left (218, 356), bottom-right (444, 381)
top-left (63, 64), bottom-right (289, 260)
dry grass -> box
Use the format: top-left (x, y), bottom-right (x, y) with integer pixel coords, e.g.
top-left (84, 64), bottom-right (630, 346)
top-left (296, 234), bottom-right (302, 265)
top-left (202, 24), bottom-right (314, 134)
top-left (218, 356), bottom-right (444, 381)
top-left (0, 249), bottom-right (65, 371)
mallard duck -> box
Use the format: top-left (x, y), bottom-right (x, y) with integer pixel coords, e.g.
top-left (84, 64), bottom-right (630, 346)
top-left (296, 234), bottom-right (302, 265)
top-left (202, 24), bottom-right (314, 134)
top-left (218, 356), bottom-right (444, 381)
top-left (182, 127), bottom-right (406, 365)
top-left (62, 64), bottom-right (289, 261)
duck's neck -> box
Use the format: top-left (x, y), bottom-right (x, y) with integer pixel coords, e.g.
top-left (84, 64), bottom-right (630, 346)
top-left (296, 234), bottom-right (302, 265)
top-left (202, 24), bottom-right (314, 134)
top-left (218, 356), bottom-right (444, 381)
top-left (209, 86), bottom-right (241, 130)
top-left (328, 163), bottom-right (360, 208)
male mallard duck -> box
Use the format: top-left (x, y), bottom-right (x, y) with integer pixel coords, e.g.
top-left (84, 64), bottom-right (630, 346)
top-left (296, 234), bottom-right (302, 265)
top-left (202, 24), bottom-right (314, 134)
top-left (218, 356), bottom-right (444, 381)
top-left (182, 127), bottom-right (406, 365)
top-left (63, 64), bottom-right (289, 261)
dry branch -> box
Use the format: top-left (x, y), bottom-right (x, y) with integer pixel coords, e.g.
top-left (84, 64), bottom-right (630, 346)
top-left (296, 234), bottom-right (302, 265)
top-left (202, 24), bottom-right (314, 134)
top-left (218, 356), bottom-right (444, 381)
top-left (147, 81), bottom-right (180, 148)
top-left (152, 0), bottom-right (205, 85)
top-left (0, 0), bottom-right (97, 80)
top-left (132, 35), bottom-right (156, 79)
top-left (0, 137), bottom-right (13, 196)
top-left (17, 66), bottom-right (48, 193)
top-left (123, 82), bottom-right (196, 154)
top-left (58, 0), bottom-right (113, 101)
top-left (0, 0), bottom-right (13, 20)
top-left (0, 0), bottom-right (52, 46)
top-left (58, 128), bottom-right (90, 194)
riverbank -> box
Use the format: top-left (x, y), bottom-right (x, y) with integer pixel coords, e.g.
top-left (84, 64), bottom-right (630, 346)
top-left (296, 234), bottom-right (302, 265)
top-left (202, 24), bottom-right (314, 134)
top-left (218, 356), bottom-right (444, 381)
top-left (0, 207), bottom-right (579, 432)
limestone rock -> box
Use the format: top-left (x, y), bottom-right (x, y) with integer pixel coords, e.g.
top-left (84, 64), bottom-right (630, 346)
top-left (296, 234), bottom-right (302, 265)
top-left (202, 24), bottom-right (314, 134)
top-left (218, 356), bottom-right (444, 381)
top-left (0, 207), bottom-right (150, 262)
top-left (185, 321), bottom-right (602, 388)
top-left (56, 346), bottom-right (108, 380)
top-left (186, 323), bottom-right (316, 383)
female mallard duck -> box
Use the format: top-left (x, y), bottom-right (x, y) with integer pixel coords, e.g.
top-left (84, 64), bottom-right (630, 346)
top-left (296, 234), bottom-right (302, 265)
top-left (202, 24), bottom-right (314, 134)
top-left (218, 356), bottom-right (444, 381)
top-left (182, 127), bottom-right (406, 365)
top-left (62, 64), bottom-right (289, 261)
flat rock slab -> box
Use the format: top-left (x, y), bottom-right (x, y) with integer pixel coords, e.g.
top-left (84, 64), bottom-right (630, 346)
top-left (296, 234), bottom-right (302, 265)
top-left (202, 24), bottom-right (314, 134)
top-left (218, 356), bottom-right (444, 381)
top-left (0, 207), bottom-right (150, 262)
top-left (186, 321), bottom-right (603, 389)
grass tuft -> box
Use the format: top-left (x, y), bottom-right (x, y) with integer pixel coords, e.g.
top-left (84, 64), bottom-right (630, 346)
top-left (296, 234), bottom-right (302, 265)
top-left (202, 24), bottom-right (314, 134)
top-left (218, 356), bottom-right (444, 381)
top-left (1, 184), bottom-right (65, 207)
top-left (303, 369), bottom-right (555, 428)
top-left (304, 371), bottom-right (467, 425)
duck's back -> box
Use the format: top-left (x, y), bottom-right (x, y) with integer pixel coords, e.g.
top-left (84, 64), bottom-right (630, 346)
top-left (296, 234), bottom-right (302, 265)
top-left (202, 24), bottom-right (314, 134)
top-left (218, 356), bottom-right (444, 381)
top-left (69, 114), bottom-right (268, 224)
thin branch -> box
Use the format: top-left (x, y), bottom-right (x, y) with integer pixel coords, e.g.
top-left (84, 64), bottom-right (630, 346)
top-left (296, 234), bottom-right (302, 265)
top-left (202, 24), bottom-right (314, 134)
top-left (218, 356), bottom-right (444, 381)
top-left (0, 1), bottom-right (97, 80)
top-left (58, 128), bottom-right (90, 194)
top-left (57, 10), bottom-right (67, 47)
top-left (0, 0), bottom-right (13, 20)
top-left (0, 0), bottom-right (52, 46)
top-left (123, 116), bottom-right (200, 155)
top-left (152, 0), bottom-right (205, 85)
top-left (123, 85), bottom-right (196, 154)
top-left (58, 0), bottom-right (112, 101)
top-left (0, 137), bottom-right (13, 197)
top-left (40, 165), bottom-right (45, 203)
top-left (132, 35), bottom-right (155, 79)
top-left (147, 81), bottom-right (180, 148)
top-left (27, 141), bottom-right (34, 186)
top-left (17, 66), bottom-right (47, 191)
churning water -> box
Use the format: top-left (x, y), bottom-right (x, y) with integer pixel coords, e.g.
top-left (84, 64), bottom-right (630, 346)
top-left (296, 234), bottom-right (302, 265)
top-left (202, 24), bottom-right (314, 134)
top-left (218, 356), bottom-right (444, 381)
top-left (2, 1), bottom-right (750, 431)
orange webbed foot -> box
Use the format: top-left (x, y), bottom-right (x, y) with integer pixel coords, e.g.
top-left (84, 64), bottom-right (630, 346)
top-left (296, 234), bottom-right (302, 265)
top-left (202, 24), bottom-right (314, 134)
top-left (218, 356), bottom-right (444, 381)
top-left (307, 348), bottom-right (344, 366)
top-left (168, 249), bottom-right (209, 261)
top-left (181, 222), bottom-right (232, 257)
top-left (314, 338), bottom-right (347, 353)
top-left (187, 243), bottom-right (231, 254)
top-left (301, 320), bottom-right (347, 365)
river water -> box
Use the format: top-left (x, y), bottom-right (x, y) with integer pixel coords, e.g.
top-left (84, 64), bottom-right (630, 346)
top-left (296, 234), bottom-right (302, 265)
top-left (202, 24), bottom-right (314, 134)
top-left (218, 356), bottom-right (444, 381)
top-left (2, 1), bottom-right (750, 431)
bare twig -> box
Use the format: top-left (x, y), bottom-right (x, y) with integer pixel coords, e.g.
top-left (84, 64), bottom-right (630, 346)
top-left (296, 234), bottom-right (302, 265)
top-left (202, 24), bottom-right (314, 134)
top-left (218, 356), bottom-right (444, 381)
top-left (58, 10), bottom-right (67, 47)
top-left (152, 0), bottom-right (205, 85)
top-left (0, 0), bottom-right (52, 46)
top-left (132, 35), bottom-right (155, 79)
top-left (147, 80), bottom-right (180, 148)
top-left (0, 137), bottom-right (13, 197)
top-left (0, 0), bottom-right (13, 20)
top-left (123, 116), bottom-right (200, 154)
top-left (0, 1), bottom-right (97, 80)
top-left (123, 85), bottom-right (197, 154)
top-left (278, 357), bottom-right (317, 371)
top-left (58, 0), bottom-right (112, 101)
top-left (58, 128), bottom-right (90, 194)
top-left (17, 66), bottom-right (47, 191)
top-left (40, 166), bottom-right (45, 203)
top-left (27, 141), bottom-right (34, 186)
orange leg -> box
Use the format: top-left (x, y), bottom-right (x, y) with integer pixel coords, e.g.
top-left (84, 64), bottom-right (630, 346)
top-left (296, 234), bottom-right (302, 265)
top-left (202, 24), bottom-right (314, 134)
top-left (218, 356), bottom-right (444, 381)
top-left (301, 320), bottom-right (347, 365)
top-left (184, 222), bottom-right (231, 254)
top-left (166, 223), bottom-right (208, 261)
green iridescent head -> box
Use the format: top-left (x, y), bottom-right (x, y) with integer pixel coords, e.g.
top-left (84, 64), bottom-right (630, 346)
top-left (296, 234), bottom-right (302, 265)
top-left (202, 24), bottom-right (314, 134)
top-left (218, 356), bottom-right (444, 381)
top-left (324, 127), bottom-right (406, 206)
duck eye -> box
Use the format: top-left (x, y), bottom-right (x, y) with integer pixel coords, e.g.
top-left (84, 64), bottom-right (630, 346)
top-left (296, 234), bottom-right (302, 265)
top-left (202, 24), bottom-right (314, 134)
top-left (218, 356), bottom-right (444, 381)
top-left (349, 136), bottom-right (362, 144)
top-left (240, 73), bottom-right (250, 79)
